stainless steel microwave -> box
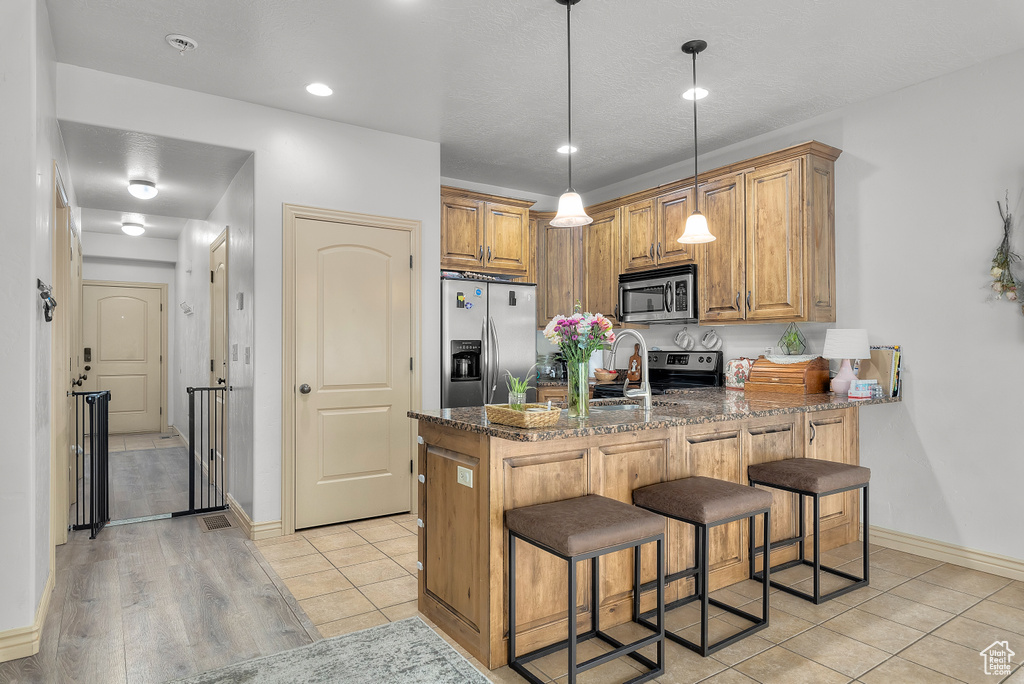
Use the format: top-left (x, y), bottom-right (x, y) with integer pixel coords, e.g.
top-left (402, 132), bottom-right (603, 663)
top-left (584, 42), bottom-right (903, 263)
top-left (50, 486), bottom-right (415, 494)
top-left (618, 264), bottom-right (697, 324)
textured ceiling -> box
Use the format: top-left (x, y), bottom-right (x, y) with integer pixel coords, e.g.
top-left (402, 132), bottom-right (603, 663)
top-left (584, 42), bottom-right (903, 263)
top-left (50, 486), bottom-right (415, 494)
top-left (59, 121), bottom-right (252, 233)
top-left (79, 208), bottom-right (189, 240)
top-left (48, 0), bottom-right (1024, 195)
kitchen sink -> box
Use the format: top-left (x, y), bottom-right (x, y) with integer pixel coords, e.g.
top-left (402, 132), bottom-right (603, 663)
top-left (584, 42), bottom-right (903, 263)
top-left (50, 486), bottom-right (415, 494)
top-left (588, 403), bottom-right (644, 412)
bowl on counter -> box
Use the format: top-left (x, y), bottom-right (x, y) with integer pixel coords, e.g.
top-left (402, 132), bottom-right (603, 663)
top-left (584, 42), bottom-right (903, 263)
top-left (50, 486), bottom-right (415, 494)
top-left (594, 368), bottom-right (618, 383)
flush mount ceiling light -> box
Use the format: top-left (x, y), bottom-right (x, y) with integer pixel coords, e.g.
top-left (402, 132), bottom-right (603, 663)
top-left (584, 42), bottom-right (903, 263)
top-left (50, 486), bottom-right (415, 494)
top-left (550, 0), bottom-right (593, 228)
top-left (682, 87), bottom-right (708, 101)
top-left (306, 83), bottom-right (333, 97)
top-left (127, 179), bottom-right (158, 200)
top-left (677, 39), bottom-right (716, 244)
top-left (557, 145), bottom-right (578, 154)
top-left (165, 34), bottom-right (197, 56)
top-left (121, 222), bottom-right (145, 236)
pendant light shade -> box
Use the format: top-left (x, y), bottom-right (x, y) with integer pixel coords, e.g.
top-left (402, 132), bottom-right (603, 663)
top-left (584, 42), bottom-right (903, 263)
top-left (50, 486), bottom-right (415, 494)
top-left (550, 0), bottom-right (593, 228)
top-left (678, 39), bottom-right (715, 245)
top-left (552, 191), bottom-right (591, 227)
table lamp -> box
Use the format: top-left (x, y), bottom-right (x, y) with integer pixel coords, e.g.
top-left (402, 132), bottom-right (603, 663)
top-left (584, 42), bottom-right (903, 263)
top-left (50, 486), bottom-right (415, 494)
top-left (822, 329), bottom-right (870, 396)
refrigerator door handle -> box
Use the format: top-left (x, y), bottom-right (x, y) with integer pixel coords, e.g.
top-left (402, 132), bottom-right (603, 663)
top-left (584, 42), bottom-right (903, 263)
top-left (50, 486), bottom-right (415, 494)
top-left (480, 317), bottom-right (489, 405)
top-left (489, 316), bottom-right (501, 403)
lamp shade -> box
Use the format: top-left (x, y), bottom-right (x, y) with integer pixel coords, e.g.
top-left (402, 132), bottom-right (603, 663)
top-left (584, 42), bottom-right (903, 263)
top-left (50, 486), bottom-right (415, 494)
top-left (678, 210), bottom-right (715, 244)
top-left (822, 329), bottom-right (870, 360)
top-left (551, 191), bottom-right (593, 227)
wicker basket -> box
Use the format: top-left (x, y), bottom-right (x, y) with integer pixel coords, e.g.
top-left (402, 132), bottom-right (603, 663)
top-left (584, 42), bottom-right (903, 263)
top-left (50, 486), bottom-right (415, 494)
top-left (485, 403), bottom-right (561, 428)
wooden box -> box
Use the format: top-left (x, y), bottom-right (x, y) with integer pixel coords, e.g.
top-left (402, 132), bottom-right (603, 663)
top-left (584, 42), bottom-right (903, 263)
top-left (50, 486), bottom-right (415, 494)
top-left (744, 356), bottom-right (829, 394)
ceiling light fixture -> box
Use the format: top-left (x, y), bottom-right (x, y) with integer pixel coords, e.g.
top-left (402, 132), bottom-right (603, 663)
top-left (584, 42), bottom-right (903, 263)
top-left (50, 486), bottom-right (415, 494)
top-left (306, 83), bottom-right (333, 97)
top-left (682, 87), bottom-right (708, 101)
top-left (127, 179), bottom-right (158, 200)
top-left (121, 222), bottom-right (145, 237)
top-left (557, 145), bottom-right (578, 154)
top-left (677, 40), bottom-right (715, 244)
top-left (550, 0), bottom-right (592, 228)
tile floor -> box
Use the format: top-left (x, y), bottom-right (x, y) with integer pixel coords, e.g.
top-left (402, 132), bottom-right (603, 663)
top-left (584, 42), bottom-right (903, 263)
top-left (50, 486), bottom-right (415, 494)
top-left (256, 520), bottom-right (1024, 684)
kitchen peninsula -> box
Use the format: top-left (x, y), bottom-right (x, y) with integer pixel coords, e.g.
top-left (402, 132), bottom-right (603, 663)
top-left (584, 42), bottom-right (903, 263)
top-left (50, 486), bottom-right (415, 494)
top-left (408, 388), bottom-right (899, 669)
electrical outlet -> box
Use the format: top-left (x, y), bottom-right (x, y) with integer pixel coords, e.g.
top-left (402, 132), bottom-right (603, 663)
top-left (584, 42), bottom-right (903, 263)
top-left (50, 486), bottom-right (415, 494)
top-left (457, 466), bottom-right (473, 488)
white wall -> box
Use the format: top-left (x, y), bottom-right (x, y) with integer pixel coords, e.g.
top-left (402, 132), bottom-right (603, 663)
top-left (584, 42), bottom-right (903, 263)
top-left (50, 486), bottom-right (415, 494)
top-left (579, 49), bottom-right (1024, 561)
top-left (57, 65), bottom-right (442, 523)
top-left (81, 257), bottom-right (177, 427)
top-left (0, 0), bottom-right (76, 633)
top-left (172, 155), bottom-right (257, 516)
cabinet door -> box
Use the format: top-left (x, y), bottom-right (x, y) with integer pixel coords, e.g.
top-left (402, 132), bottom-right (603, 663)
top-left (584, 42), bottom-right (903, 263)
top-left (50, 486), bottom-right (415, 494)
top-left (806, 154), bottom-right (836, 321)
top-left (682, 424), bottom-right (748, 589)
top-left (583, 209), bottom-right (620, 322)
top-left (743, 416), bottom-right (804, 569)
top-left (698, 173), bottom-right (746, 323)
top-left (805, 408), bottom-right (860, 549)
top-left (484, 203), bottom-right (530, 274)
top-left (538, 223), bottom-right (580, 324)
top-left (441, 196), bottom-right (485, 270)
top-left (620, 199), bottom-right (657, 272)
top-left (745, 159), bottom-right (804, 321)
top-left (656, 186), bottom-right (696, 265)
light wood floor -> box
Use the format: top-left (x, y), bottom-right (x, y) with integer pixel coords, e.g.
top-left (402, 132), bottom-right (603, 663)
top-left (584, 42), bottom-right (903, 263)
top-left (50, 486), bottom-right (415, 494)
top-left (0, 516), bottom-right (313, 684)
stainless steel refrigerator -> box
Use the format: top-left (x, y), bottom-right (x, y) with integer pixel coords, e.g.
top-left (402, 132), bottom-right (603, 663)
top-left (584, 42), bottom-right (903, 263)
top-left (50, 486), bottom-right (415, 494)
top-left (441, 278), bottom-right (537, 408)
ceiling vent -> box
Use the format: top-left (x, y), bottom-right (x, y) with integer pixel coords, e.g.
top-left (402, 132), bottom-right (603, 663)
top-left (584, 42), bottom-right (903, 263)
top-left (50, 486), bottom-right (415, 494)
top-left (165, 34), bottom-right (198, 54)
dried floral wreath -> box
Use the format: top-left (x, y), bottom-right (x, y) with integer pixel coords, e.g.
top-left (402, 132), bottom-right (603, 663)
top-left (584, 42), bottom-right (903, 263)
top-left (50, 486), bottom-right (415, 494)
top-left (990, 192), bottom-right (1023, 315)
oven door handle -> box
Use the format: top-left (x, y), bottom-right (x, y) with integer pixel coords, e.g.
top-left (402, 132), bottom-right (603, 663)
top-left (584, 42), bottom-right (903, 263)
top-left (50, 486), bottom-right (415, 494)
top-left (665, 280), bottom-right (674, 313)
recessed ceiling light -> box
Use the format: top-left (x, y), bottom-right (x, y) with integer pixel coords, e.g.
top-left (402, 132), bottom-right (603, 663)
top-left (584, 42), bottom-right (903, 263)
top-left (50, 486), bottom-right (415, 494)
top-left (682, 87), bottom-right (709, 101)
top-left (557, 145), bottom-right (578, 154)
top-left (306, 83), bottom-right (333, 97)
top-left (121, 222), bottom-right (145, 237)
top-left (127, 180), bottom-right (158, 199)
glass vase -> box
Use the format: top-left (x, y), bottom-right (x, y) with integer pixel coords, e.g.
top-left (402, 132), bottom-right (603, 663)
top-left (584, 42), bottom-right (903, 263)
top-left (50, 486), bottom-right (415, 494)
top-left (567, 361), bottom-right (590, 418)
top-left (508, 391), bottom-right (526, 411)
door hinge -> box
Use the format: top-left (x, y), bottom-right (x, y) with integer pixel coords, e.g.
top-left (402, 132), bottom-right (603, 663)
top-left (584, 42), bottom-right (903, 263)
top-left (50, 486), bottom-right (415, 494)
top-left (410, 459), bottom-right (413, 474)
top-left (410, 357), bottom-right (413, 371)
top-left (160, 407), bottom-right (163, 415)
top-left (160, 303), bottom-right (163, 311)
top-left (409, 255), bottom-right (413, 269)
top-left (211, 359), bottom-right (215, 372)
top-left (211, 270), bottom-right (215, 283)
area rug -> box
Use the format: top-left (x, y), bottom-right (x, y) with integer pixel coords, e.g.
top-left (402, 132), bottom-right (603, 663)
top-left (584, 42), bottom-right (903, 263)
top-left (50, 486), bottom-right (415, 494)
top-left (172, 617), bottom-right (492, 684)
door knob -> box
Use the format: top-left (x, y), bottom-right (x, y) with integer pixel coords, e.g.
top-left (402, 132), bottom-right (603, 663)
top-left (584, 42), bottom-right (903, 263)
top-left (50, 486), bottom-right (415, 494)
top-left (299, 384), bottom-right (311, 394)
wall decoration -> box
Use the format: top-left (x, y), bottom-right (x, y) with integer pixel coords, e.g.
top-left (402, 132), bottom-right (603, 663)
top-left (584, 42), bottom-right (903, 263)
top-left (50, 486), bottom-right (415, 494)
top-left (991, 191), bottom-right (1023, 316)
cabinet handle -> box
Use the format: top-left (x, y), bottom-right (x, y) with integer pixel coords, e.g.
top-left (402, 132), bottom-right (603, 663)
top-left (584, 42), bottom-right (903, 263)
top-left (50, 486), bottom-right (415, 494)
top-left (478, 245), bottom-right (483, 261)
top-left (657, 242), bottom-right (662, 258)
top-left (735, 292), bottom-right (740, 311)
top-left (746, 291), bottom-right (752, 310)
top-left (649, 243), bottom-right (654, 259)
top-left (809, 422), bottom-right (816, 444)
top-left (487, 246), bottom-right (492, 261)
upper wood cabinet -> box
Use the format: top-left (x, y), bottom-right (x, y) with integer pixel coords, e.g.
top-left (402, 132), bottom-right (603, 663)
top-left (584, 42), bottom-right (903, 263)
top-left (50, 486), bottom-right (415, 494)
top-left (698, 173), bottom-right (746, 323)
top-left (440, 187), bottom-right (534, 275)
top-left (535, 215), bottom-right (578, 329)
top-left (656, 186), bottom-right (697, 266)
top-left (582, 209), bottom-right (620, 322)
top-left (745, 159), bottom-right (803, 321)
top-left (620, 199), bottom-right (657, 272)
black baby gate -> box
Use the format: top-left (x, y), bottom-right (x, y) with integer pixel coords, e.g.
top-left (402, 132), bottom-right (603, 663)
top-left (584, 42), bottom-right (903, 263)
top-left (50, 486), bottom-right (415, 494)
top-left (173, 386), bottom-right (229, 516)
top-left (71, 390), bottom-right (111, 539)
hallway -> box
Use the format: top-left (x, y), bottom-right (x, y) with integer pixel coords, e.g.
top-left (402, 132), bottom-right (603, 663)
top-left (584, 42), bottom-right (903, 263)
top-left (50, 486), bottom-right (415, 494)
top-left (0, 516), bottom-right (312, 684)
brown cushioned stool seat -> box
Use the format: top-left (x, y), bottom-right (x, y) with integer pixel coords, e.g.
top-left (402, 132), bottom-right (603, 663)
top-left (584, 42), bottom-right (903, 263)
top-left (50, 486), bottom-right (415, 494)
top-left (748, 457), bottom-right (871, 605)
top-left (632, 477), bottom-right (772, 657)
top-left (633, 477), bottom-right (773, 525)
top-left (747, 459), bottom-right (870, 494)
top-left (506, 494), bottom-right (665, 684)
top-left (505, 494), bottom-right (666, 557)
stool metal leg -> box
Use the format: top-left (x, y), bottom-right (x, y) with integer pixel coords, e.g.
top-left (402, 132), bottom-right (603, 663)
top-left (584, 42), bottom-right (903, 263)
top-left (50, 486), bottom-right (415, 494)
top-left (633, 544), bottom-right (641, 621)
top-left (863, 484), bottom-right (871, 586)
top-left (762, 510), bottom-right (771, 622)
top-left (508, 533), bottom-right (517, 666)
top-left (592, 555), bottom-right (600, 633)
top-left (568, 556), bottom-right (577, 684)
top-left (656, 537), bottom-right (665, 671)
top-left (699, 524), bottom-right (710, 656)
top-left (813, 494), bottom-right (821, 602)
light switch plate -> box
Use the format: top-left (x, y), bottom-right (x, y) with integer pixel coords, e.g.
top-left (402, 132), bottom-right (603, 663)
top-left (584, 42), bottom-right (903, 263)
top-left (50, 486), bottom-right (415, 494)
top-left (236, 292), bottom-right (244, 310)
top-left (244, 347), bottom-right (251, 364)
top-left (232, 344), bottom-right (238, 361)
top-left (457, 466), bottom-right (473, 488)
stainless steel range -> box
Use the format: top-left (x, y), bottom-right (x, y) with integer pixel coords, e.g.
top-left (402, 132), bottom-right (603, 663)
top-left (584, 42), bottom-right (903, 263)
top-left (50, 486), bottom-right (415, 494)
top-left (592, 350), bottom-right (723, 399)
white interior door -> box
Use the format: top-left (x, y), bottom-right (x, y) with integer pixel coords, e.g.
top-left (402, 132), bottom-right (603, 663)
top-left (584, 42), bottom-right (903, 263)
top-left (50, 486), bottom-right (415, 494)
top-left (210, 231), bottom-right (228, 467)
top-left (293, 216), bottom-right (413, 528)
top-left (83, 283), bottom-right (163, 434)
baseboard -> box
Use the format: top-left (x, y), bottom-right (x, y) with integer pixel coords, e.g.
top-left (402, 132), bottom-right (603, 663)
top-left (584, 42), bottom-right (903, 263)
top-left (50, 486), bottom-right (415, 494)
top-left (172, 424), bottom-right (188, 446)
top-left (226, 493), bottom-right (282, 541)
top-left (0, 572), bottom-right (55, 663)
top-left (870, 525), bottom-right (1024, 581)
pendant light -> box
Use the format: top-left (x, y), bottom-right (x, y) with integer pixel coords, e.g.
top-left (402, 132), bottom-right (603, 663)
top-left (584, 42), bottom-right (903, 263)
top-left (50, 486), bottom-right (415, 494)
top-left (550, 0), bottom-right (593, 228)
top-left (677, 39), bottom-right (715, 244)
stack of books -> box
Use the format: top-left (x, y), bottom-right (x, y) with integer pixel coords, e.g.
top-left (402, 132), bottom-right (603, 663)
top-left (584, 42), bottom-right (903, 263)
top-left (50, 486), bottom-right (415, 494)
top-left (856, 345), bottom-right (902, 398)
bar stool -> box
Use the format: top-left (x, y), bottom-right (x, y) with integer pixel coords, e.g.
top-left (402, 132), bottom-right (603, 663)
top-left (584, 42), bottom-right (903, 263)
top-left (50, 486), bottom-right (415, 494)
top-left (632, 477), bottom-right (773, 657)
top-left (505, 495), bottom-right (666, 684)
top-left (748, 458), bottom-right (870, 604)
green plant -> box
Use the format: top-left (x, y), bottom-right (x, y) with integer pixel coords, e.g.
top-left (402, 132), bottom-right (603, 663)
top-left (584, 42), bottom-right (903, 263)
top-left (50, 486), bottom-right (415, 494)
top-left (505, 365), bottom-right (535, 410)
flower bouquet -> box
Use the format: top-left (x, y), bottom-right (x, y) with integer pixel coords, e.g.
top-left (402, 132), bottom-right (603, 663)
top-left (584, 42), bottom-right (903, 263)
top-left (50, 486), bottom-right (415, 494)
top-left (991, 193), bottom-right (1023, 315)
top-left (543, 303), bottom-right (616, 417)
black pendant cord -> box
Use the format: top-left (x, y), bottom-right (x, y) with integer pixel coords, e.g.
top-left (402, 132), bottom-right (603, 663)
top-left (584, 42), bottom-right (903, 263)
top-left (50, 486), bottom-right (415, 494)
top-left (691, 49), bottom-right (698, 214)
top-left (566, 0), bottom-right (573, 192)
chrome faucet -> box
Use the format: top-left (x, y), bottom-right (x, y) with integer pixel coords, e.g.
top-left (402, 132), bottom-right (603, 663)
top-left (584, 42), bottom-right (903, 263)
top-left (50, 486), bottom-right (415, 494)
top-left (611, 329), bottom-right (652, 415)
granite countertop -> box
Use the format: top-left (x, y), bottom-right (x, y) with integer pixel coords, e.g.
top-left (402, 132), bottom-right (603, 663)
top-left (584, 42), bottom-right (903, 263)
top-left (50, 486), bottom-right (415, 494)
top-left (408, 387), bottom-right (901, 443)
